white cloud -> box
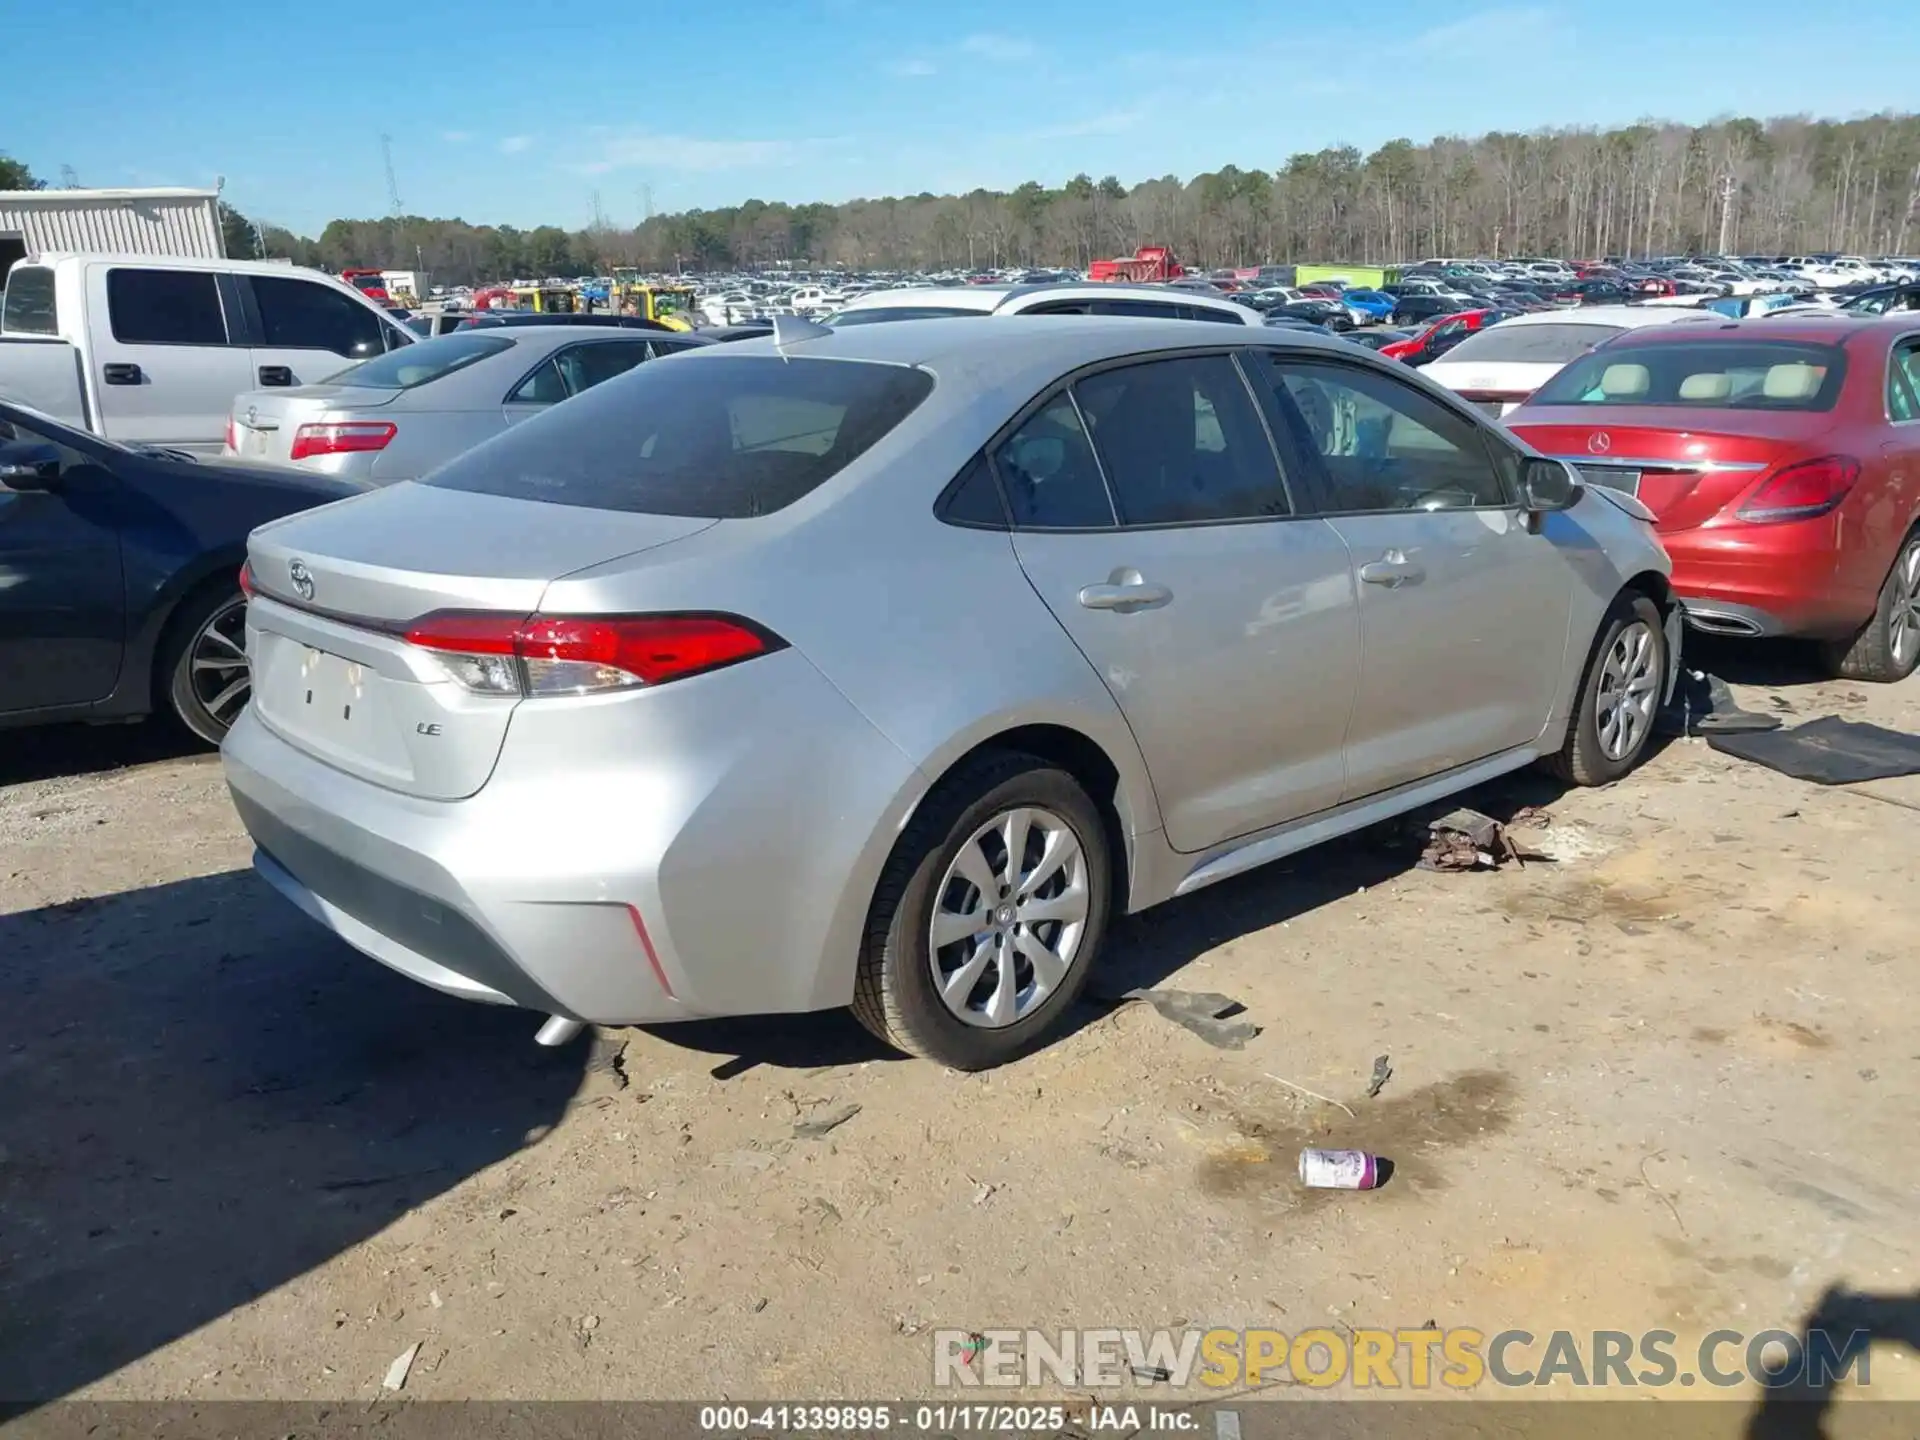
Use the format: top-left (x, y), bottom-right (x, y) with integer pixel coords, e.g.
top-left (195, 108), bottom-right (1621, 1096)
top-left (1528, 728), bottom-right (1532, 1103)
top-left (959, 32), bottom-right (1037, 62)
top-left (885, 57), bottom-right (937, 77)
top-left (1400, 6), bottom-right (1570, 56)
top-left (567, 132), bottom-right (796, 177)
top-left (498, 135), bottom-right (534, 155)
top-left (1028, 108), bottom-right (1146, 141)
top-left (443, 130), bottom-right (472, 144)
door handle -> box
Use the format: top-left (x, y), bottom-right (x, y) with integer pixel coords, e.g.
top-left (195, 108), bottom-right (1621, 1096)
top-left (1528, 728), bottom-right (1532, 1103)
top-left (257, 365), bottom-right (294, 387)
top-left (1359, 551), bottom-right (1426, 588)
top-left (1078, 568), bottom-right (1173, 613)
top-left (102, 362), bottom-right (142, 385)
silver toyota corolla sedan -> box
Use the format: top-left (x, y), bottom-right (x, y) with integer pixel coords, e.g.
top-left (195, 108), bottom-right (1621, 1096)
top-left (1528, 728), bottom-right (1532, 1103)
top-left (224, 326), bottom-right (711, 484)
top-left (223, 316), bottom-right (1676, 1069)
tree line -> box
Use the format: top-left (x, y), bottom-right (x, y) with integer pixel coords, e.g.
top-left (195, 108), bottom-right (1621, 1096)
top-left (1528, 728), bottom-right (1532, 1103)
top-left (13, 111), bottom-right (1920, 288)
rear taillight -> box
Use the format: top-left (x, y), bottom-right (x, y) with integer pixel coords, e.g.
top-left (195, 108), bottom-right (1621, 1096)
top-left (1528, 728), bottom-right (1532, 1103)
top-left (1735, 455), bottom-right (1861, 524)
top-left (238, 561), bottom-right (256, 597)
top-left (225, 416), bottom-right (239, 453)
top-left (289, 421), bottom-right (397, 462)
top-left (402, 612), bottom-right (783, 697)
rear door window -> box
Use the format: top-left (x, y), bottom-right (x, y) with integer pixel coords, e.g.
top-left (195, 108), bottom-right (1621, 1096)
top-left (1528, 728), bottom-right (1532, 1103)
top-left (250, 275), bottom-right (388, 358)
top-left (106, 268), bottom-right (229, 345)
top-left (428, 354), bottom-right (934, 517)
top-left (994, 395), bottom-right (1115, 529)
top-left (1890, 339), bottom-right (1920, 422)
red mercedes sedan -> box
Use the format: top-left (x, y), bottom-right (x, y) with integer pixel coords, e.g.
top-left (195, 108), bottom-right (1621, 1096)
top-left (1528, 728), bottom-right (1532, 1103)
top-left (1507, 316), bottom-right (1920, 681)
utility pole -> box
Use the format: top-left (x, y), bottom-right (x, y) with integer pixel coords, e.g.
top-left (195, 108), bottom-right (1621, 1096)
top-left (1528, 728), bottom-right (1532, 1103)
top-left (591, 190), bottom-right (607, 229)
top-left (1716, 172), bottom-right (1737, 255)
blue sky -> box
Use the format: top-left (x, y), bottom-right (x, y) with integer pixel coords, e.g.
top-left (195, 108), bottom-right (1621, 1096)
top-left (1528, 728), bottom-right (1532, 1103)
top-left (10, 0), bottom-right (1914, 235)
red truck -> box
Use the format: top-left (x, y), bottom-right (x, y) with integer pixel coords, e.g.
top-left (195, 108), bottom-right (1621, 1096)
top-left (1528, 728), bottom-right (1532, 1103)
top-left (1088, 246), bottom-right (1186, 283)
top-left (339, 268), bottom-right (391, 303)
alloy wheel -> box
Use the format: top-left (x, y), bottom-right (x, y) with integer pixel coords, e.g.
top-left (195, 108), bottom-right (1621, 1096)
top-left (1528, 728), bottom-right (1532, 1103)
top-left (928, 806), bottom-right (1090, 1029)
top-left (1890, 540), bottom-right (1920, 670)
top-left (1596, 619), bottom-right (1660, 762)
top-left (188, 597), bottom-right (251, 730)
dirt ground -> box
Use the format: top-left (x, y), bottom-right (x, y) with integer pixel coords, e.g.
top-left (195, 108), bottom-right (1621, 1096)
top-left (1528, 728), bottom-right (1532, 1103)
top-left (3, 639), bottom-right (1918, 1427)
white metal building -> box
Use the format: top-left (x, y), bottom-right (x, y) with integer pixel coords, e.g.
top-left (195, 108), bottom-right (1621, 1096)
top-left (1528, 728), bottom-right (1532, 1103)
top-left (0, 187), bottom-right (225, 279)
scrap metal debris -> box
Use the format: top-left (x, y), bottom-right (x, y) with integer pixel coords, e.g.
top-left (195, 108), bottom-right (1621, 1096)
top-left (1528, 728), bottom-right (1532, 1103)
top-left (1420, 807), bottom-right (1523, 871)
top-left (1366, 1054), bottom-right (1393, 1099)
top-left (1119, 989), bottom-right (1260, 1050)
top-left (793, 1102), bottom-right (862, 1139)
top-left (382, 1342), bottom-right (420, 1392)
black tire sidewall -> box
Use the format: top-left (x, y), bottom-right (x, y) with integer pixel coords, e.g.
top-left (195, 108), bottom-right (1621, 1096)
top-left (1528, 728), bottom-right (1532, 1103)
top-left (886, 763), bottom-right (1110, 1070)
top-left (163, 585), bottom-right (246, 745)
top-left (1573, 595), bottom-right (1666, 783)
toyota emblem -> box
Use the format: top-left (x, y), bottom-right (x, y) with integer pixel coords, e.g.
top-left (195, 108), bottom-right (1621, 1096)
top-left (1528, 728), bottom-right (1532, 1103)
top-left (288, 559), bottom-right (315, 602)
top-left (1587, 432), bottom-right (1612, 455)
top-left (245, 405), bottom-right (258, 426)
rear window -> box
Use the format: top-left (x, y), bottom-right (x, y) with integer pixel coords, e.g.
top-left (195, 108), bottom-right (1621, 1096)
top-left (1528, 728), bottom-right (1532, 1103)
top-left (1441, 322), bottom-right (1625, 365)
top-left (2, 266), bottom-right (58, 335)
top-left (826, 306), bottom-right (986, 325)
top-left (327, 332), bottom-right (513, 389)
top-left (424, 354), bottom-right (934, 518)
top-left (1531, 340), bottom-right (1848, 412)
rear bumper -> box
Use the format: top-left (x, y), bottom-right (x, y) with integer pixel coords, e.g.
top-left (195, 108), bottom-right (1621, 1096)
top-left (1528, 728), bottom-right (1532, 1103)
top-left (1666, 519), bottom-right (1873, 640)
top-left (221, 649), bottom-right (923, 1025)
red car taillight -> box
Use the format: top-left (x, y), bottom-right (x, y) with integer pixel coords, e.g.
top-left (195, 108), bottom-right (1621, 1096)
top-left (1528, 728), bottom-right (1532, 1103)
top-left (238, 561), bottom-right (256, 597)
top-left (289, 421), bottom-right (397, 462)
top-left (225, 416), bottom-right (239, 453)
top-left (402, 612), bottom-right (784, 697)
top-left (1735, 455), bottom-right (1861, 524)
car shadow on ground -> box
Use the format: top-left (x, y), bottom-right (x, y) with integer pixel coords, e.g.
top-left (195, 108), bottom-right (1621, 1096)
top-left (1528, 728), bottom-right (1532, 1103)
top-left (0, 721), bottom-right (207, 788)
top-left (0, 869), bottom-right (586, 1406)
top-left (1681, 633), bottom-right (1838, 691)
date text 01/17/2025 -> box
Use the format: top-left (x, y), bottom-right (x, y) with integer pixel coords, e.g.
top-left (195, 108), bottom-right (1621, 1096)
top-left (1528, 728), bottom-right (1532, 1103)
top-left (699, 1404), bottom-right (1076, 1433)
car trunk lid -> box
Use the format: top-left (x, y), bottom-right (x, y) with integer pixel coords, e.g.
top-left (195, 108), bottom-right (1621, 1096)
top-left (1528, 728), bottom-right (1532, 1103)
top-left (229, 385), bottom-right (401, 465)
top-left (1507, 407), bottom-right (1797, 531)
top-left (245, 484), bottom-right (716, 799)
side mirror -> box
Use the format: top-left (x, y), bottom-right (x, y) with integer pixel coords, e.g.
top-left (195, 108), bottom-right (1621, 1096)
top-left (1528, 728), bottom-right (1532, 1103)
top-left (0, 439), bottom-right (61, 491)
top-left (1521, 456), bottom-right (1581, 512)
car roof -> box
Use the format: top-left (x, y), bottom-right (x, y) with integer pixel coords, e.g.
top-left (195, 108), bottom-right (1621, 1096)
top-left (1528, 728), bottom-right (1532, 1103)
top-left (1582, 313), bottom-right (1905, 348)
top-left (29, 252), bottom-right (355, 279)
top-left (836, 282), bottom-right (1257, 320)
top-left (1494, 305), bottom-right (1720, 329)
top-left (679, 313), bottom-right (1355, 377)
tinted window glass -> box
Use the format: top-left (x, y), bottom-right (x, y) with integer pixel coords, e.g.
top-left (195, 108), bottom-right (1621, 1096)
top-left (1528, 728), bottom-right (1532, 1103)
top-left (252, 276), bottom-right (387, 357)
top-left (1090, 299), bottom-right (1182, 319)
top-left (1184, 305), bottom-right (1247, 325)
top-left (106, 268), bottom-right (227, 345)
top-left (508, 357), bottom-right (569, 404)
top-left (555, 339), bottom-right (652, 394)
top-left (942, 454), bottom-right (1008, 527)
top-left (827, 306), bottom-right (987, 325)
top-left (327, 332), bottom-right (513, 390)
top-left (2, 266), bottom-right (57, 335)
top-left (1532, 340), bottom-right (1848, 413)
top-left (1888, 341), bottom-right (1920, 422)
top-left (427, 355), bottom-right (933, 518)
top-left (1258, 356), bottom-right (1508, 512)
top-left (1441, 322), bottom-right (1624, 365)
top-left (1073, 356), bottom-right (1290, 525)
top-left (995, 395), bottom-right (1114, 529)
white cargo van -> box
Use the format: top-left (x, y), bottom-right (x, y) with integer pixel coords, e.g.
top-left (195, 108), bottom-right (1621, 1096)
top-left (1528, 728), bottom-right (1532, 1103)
top-left (0, 253), bottom-right (415, 455)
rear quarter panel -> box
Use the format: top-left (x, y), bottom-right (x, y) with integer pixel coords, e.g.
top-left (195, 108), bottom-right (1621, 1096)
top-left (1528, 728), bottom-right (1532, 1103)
top-left (0, 337), bottom-right (89, 429)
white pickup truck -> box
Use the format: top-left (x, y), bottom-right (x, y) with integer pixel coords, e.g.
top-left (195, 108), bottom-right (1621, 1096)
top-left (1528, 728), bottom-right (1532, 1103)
top-left (0, 253), bottom-right (416, 456)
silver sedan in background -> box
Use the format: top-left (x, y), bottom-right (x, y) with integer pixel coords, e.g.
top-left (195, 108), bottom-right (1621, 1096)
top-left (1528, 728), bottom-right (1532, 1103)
top-left (224, 327), bottom-right (711, 484)
top-left (224, 317), bottom-right (1676, 1070)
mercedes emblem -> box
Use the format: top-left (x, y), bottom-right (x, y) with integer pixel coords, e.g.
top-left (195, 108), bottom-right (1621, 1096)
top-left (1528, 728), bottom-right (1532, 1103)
top-left (1587, 432), bottom-right (1612, 455)
top-left (288, 559), bottom-right (315, 602)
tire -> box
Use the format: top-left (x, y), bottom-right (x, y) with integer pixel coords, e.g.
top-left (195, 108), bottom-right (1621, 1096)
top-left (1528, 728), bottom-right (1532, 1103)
top-left (1547, 593), bottom-right (1667, 787)
top-left (159, 583), bottom-right (251, 746)
top-left (852, 752), bottom-right (1112, 1070)
top-left (1820, 530), bottom-right (1920, 684)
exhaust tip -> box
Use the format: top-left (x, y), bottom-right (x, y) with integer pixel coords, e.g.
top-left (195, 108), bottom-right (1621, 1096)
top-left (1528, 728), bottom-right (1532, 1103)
top-left (1684, 610), bottom-right (1764, 637)
top-left (534, 1016), bottom-right (585, 1047)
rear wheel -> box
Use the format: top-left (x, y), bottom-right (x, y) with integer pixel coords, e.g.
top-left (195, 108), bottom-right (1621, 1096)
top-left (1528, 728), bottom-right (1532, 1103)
top-left (1821, 531), bottom-right (1920, 684)
top-left (852, 753), bottom-right (1111, 1070)
top-left (1548, 593), bottom-right (1667, 786)
top-left (161, 585), bottom-right (250, 745)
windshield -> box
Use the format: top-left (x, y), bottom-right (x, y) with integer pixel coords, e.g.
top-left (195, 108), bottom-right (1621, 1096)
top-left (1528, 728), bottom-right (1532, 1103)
top-left (1441, 322), bottom-right (1625, 366)
top-left (424, 355), bottom-right (935, 518)
top-left (1531, 340), bottom-right (1848, 411)
top-left (823, 306), bottom-right (986, 325)
top-left (324, 332), bottom-right (514, 389)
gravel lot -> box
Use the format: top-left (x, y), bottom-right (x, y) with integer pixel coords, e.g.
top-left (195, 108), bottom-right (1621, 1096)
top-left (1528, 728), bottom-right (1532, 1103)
top-left (3, 641), bottom-right (1918, 1424)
